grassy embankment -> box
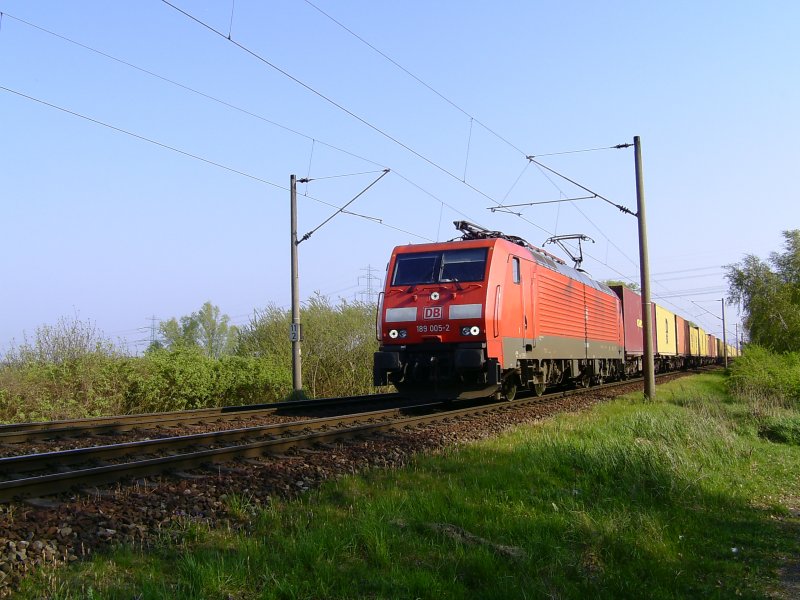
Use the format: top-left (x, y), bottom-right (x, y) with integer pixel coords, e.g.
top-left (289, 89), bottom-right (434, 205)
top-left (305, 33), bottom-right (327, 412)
top-left (15, 368), bottom-right (800, 599)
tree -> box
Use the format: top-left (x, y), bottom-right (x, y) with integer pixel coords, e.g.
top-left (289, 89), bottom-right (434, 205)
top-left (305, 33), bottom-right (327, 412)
top-left (159, 302), bottom-right (238, 358)
top-left (159, 315), bottom-right (200, 349)
top-left (195, 301), bottom-right (238, 359)
top-left (726, 230), bottom-right (800, 352)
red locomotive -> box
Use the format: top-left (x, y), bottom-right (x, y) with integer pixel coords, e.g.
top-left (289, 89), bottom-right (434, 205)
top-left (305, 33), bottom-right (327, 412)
top-left (374, 221), bottom-right (736, 399)
top-left (373, 222), bottom-right (625, 399)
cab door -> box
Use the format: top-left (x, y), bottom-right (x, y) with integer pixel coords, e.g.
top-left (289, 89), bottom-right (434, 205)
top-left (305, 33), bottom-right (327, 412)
top-left (508, 255), bottom-right (530, 352)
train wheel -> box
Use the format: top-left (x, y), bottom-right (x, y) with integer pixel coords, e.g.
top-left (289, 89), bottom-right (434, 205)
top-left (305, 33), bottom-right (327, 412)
top-left (502, 379), bottom-right (518, 401)
top-left (578, 373), bottom-right (591, 388)
top-left (533, 382), bottom-right (546, 397)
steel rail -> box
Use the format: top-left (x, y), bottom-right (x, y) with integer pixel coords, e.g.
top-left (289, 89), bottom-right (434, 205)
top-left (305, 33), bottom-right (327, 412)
top-left (0, 396), bottom-right (509, 501)
top-left (0, 403), bottom-right (441, 476)
top-left (0, 375), bottom-right (653, 502)
top-left (0, 370), bottom-right (708, 501)
top-left (0, 392), bottom-right (402, 443)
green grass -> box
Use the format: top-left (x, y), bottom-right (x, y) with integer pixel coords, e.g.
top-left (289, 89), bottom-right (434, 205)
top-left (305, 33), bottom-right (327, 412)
top-left (15, 373), bottom-right (800, 599)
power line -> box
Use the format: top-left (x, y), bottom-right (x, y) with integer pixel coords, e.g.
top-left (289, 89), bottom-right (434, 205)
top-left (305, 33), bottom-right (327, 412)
top-left (652, 265), bottom-right (725, 277)
top-left (0, 8), bottom-right (560, 242)
top-left (304, 3), bottom-right (634, 170)
top-left (2, 10), bottom-right (476, 236)
top-left (162, 2), bottom-right (468, 183)
top-left (490, 195), bottom-right (598, 212)
top-left (519, 152), bottom-right (719, 319)
top-left (296, 3), bottom-right (641, 244)
top-left (0, 85), bottom-right (433, 242)
top-left (653, 287), bottom-right (726, 299)
top-left (301, 0), bottom-right (529, 157)
top-left (161, 1), bottom-right (524, 219)
top-left (6, 9), bottom-right (723, 318)
top-left (0, 11), bottom-right (388, 171)
top-left (0, 85), bottom-right (286, 190)
top-left (654, 272), bottom-right (724, 283)
top-left (525, 158), bottom-right (641, 272)
top-left (691, 300), bottom-right (722, 321)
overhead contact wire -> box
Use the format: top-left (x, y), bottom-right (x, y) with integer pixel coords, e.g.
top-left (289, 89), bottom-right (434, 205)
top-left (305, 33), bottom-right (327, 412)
top-left (1, 11), bottom-right (464, 234)
top-left (0, 85), bottom-right (287, 191)
top-left (0, 86), bottom-right (432, 241)
top-left (289, 5), bottom-right (714, 326)
top-left (161, 0), bottom-right (514, 216)
top-left (0, 12), bottom-right (386, 173)
top-left (301, 0), bottom-right (528, 157)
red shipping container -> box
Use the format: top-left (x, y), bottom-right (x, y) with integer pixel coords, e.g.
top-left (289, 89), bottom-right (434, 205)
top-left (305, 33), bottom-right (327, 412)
top-left (675, 315), bottom-right (689, 356)
top-left (610, 285), bottom-right (644, 355)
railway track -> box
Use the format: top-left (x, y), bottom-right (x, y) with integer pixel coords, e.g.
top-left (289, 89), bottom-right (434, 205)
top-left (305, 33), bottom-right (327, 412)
top-left (0, 392), bottom-right (403, 444)
top-left (0, 374), bottom-right (688, 503)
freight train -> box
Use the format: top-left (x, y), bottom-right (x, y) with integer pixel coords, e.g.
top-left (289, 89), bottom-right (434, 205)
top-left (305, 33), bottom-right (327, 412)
top-left (373, 221), bottom-right (737, 399)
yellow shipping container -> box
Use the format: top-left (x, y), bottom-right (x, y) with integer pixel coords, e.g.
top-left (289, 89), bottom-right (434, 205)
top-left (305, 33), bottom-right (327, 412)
top-left (689, 326), bottom-right (700, 356)
top-left (654, 304), bottom-right (677, 356)
top-left (697, 327), bottom-right (707, 357)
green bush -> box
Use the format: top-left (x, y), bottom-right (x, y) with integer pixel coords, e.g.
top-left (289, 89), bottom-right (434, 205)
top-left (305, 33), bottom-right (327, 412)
top-left (757, 413), bottom-right (800, 445)
top-left (237, 296), bottom-right (379, 398)
top-left (0, 353), bottom-right (130, 422)
top-left (123, 347), bottom-right (217, 413)
top-left (727, 345), bottom-right (800, 407)
top-left (123, 348), bottom-right (293, 414)
top-left (0, 299), bottom-right (378, 424)
top-left (214, 354), bottom-right (292, 405)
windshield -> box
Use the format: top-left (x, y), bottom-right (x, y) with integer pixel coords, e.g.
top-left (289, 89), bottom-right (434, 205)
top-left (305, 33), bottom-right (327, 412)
top-left (392, 248), bottom-right (487, 286)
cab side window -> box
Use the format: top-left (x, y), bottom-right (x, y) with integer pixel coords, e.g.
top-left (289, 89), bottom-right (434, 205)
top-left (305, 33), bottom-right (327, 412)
top-left (512, 257), bottom-right (521, 284)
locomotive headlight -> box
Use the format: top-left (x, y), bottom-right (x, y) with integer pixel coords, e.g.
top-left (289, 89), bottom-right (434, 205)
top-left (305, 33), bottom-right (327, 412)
top-left (470, 325), bottom-right (481, 336)
top-left (389, 329), bottom-right (399, 339)
top-left (398, 329), bottom-right (408, 339)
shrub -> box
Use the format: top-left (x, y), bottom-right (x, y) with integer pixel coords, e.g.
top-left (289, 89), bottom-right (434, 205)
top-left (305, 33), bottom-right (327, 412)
top-left (727, 345), bottom-right (800, 407)
top-left (123, 348), bottom-right (293, 414)
top-left (0, 344), bottom-right (294, 423)
top-left (757, 413), bottom-right (800, 446)
top-left (0, 299), bottom-right (377, 424)
top-left (0, 317), bottom-right (128, 422)
top-left (237, 295), bottom-right (379, 398)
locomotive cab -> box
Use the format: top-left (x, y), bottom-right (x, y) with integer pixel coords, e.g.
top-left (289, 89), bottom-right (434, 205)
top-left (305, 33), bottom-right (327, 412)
top-left (374, 241), bottom-right (501, 398)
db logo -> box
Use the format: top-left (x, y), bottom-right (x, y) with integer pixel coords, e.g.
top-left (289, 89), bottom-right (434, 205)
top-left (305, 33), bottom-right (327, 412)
top-left (423, 306), bottom-right (444, 320)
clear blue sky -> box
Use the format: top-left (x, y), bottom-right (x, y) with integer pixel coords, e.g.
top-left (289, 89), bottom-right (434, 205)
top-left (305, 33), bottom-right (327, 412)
top-left (1, 0), bottom-right (797, 354)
